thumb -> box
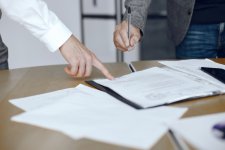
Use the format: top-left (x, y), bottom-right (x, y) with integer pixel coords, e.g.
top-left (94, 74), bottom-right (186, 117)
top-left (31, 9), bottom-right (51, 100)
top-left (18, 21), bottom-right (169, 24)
top-left (130, 35), bottom-right (139, 47)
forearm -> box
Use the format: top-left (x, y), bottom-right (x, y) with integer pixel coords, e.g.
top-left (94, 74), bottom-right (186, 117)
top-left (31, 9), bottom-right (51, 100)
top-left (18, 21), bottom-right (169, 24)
top-left (0, 0), bottom-right (72, 52)
top-left (123, 0), bottom-right (152, 35)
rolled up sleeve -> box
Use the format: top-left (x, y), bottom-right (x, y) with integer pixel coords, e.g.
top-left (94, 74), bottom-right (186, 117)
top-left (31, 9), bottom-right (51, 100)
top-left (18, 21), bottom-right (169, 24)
top-left (123, 0), bottom-right (152, 35)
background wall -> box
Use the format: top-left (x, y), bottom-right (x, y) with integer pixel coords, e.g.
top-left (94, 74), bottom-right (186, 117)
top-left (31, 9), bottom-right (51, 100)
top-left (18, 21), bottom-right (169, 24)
top-left (0, 0), bottom-right (81, 69)
top-left (0, 0), bottom-right (139, 70)
top-left (80, 0), bottom-right (139, 63)
top-left (0, 0), bottom-right (175, 69)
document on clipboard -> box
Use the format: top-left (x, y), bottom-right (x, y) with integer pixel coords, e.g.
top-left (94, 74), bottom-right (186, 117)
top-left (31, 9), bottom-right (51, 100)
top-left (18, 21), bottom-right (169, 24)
top-left (159, 59), bottom-right (225, 89)
top-left (87, 67), bottom-right (223, 109)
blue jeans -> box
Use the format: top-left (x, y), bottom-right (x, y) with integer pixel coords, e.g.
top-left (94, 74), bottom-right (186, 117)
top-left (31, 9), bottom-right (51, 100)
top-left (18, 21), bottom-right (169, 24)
top-left (0, 61), bottom-right (8, 70)
top-left (176, 23), bottom-right (225, 59)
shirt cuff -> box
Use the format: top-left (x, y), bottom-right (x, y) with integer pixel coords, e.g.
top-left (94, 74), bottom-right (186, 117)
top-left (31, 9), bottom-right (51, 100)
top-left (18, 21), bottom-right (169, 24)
top-left (40, 21), bottom-right (72, 52)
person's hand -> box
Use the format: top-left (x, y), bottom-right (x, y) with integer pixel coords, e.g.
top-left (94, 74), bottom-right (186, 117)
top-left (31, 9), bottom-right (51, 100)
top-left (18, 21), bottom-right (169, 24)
top-left (59, 35), bottom-right (114, 80)
top-left (113, 20), bottom-right (141, 52)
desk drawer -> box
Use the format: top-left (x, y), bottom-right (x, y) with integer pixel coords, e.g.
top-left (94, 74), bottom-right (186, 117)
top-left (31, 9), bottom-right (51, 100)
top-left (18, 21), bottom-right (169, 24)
top-left (82, 0), bottom-right (116, 15)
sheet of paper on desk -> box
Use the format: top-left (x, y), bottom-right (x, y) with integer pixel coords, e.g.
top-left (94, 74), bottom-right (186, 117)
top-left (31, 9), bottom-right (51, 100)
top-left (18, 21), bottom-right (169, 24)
top-left (10, 84), bottom-right (132, 111)
top-left (168, 112), bottom-right (225, 150)
top-left (10, 88), bottom-right (75, 111)
top-left (94, 67), bottom-right (222, 108)
top-left (159, 59), bottom-right (225, 89)
top-left (11, 84), bottom-right (187, 149)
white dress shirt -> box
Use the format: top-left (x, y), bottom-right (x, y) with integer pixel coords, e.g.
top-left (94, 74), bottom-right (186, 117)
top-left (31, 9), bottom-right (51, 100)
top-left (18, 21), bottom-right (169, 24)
top-left (0, 0), bottom-right (72, 52)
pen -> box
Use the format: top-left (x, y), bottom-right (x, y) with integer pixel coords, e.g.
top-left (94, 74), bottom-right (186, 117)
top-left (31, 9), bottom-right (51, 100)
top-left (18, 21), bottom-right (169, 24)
top-left (127, 6), bottom-right (131, 42)
top-left (212, 120), bottom-right (225, 139)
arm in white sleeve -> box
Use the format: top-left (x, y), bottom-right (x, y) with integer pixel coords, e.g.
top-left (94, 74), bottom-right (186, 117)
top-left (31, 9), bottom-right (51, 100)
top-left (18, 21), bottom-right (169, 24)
top-left (0, 0), bottom-right (72, 52)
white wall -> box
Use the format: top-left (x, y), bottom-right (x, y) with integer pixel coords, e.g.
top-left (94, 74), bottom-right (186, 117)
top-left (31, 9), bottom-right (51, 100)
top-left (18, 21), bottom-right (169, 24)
top-left (82, 0), bottom-right (140, 63)
top-left (0, 0), bottom-right (81, 69)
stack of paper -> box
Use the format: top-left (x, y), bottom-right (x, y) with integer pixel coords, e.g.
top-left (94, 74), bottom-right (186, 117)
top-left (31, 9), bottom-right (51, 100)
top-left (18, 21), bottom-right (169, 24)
top-left (11, 84), bottom-right (187, 149)
top-left (168, 112), bottom-right (225, 150)
top-left (159, 59), bottom-right (225, 89)
top-left (91, 66), bottom-right (223, 109)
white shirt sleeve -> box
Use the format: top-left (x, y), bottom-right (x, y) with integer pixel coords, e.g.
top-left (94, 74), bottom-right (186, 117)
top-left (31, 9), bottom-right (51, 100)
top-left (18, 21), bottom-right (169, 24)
top-left (0, 0), bottom-right (72, 52)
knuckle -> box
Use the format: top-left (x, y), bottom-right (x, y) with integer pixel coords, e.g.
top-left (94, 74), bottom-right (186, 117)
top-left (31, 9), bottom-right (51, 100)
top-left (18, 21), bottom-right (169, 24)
top-left (120, 32), bottom-right (128, 40)
top-left (121, 30), bottom-right (127, 35)
top-left (86, 55), bottom-right (92, 62)
top-left (115, 36), bottom-right (121, 43)
top-left (85, 71), bottom-right (91, 77)
top-left (71, 60), bottom-right (79, 67)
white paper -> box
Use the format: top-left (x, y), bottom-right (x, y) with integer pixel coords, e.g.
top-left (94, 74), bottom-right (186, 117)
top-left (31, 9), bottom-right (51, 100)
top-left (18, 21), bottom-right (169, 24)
top-left (94, 67), bottom-right (222, 108)
top-left (11, 84), bottom-right (187, 149)
top-left (10, 88), bottom-right (75, 111)
top-left (169, 112), bottom-right (225, 150)
top-left (10, 84), bottom-right (131, 112)
top-left (159, 59), bottom-right (225, 89)
top-left (12, 103), bottom-right (187, 150)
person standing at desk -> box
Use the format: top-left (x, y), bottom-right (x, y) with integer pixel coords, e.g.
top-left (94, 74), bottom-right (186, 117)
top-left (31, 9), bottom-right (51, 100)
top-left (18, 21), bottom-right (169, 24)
top-left (0, 0), bottom-right (113, 79)
top-left (0, 10), bottom-right (8, 70)
top-left (114, 0), bottom-right (225, 59)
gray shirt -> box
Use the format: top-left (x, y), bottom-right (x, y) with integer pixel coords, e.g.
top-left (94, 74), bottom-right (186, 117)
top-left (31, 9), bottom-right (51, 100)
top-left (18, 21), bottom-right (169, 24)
top-left (0, 10), bottom-right (9, 69)
top-left (124, 0), bottom-right (196, 46)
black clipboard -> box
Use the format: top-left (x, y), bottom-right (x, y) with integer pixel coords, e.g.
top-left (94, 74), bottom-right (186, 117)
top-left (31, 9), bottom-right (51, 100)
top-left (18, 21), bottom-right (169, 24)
top-left (86, 80), bottom-right (143, 109)
top-left (201, 67), bottom-right (225, 84)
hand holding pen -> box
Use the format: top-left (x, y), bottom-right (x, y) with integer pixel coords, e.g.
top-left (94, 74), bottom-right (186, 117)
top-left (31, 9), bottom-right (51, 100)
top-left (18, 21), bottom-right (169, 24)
top-left (113, 7), bottom-right (141, 52)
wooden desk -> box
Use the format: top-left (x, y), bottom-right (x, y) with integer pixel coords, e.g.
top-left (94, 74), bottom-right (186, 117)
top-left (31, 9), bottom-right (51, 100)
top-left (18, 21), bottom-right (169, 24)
top-left (0, 60), bottom-right (225, 150)
top-left (0, 63), bottom-right (136, 150)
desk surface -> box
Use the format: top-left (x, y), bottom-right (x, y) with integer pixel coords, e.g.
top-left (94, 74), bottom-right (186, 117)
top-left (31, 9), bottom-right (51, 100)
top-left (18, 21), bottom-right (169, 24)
top-left (0, 60), bottom-right (225, 150)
